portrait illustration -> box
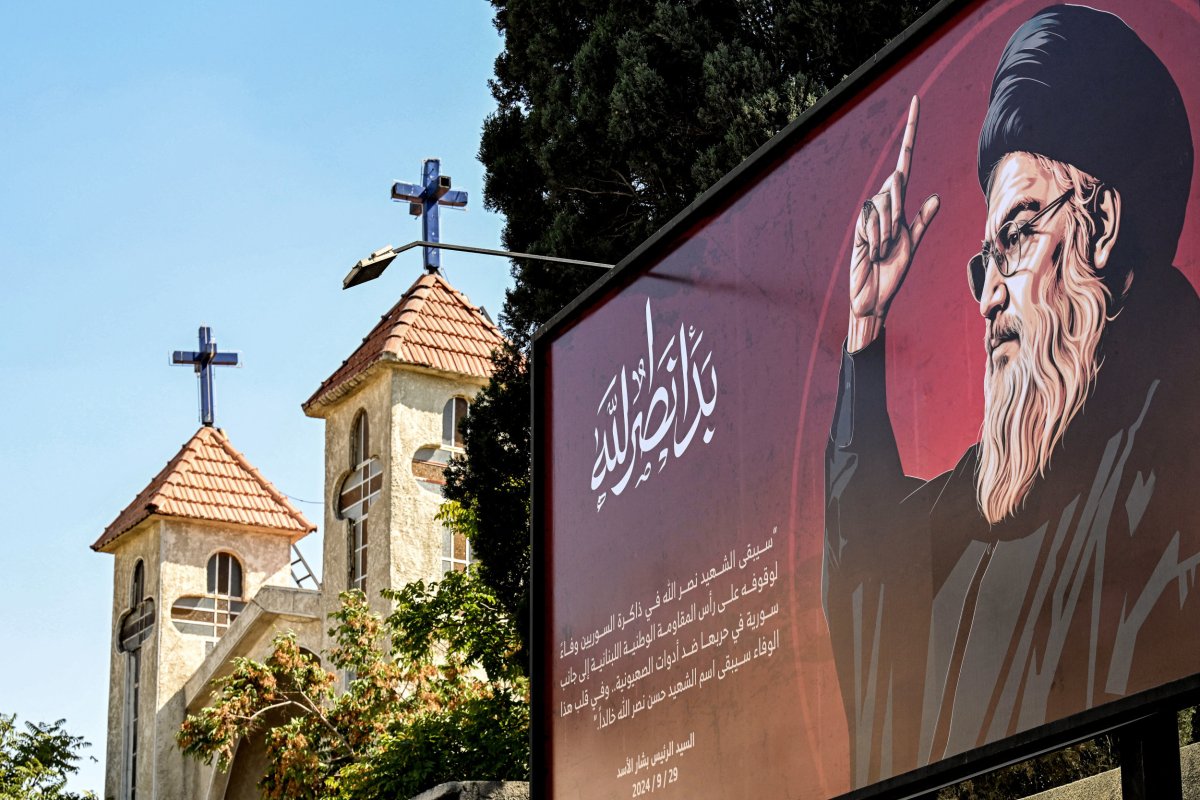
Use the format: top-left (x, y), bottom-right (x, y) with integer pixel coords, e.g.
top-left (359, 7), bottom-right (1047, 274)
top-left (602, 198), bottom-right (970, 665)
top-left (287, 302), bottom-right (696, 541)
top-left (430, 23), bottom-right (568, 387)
top-left (824, 3), bottom-right (1200, 787)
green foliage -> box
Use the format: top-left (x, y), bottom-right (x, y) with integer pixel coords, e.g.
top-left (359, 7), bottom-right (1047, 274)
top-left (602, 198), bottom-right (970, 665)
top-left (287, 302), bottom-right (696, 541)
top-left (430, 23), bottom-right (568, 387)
top-left (1180, 704), bottom-right (1198, 746)
top-left (447, 0), bottom-right (938, 672)
top-left (177, 600), bottom-right (396, 800)
top-left (937, 736), bottom-right (1118, 799)
top-left (938, 707), bottom-right (1200, 797)
top-left (441, 351), bottom-right (533, 670)
top-left (336, 684), bottom-right (529, 800)
top-left (0, 714), bottom-right (96, 800)
top-left (457, 3), bottom-right (1195, 796)
top-left (178, 580), bottom-right (529, 800)
top-left (385, 531), bottom-right (526, 685)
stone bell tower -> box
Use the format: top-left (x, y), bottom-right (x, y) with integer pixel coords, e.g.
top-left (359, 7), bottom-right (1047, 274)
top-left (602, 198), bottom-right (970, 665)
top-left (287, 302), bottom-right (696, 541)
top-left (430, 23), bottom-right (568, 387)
top-left (302, 270), bottom-right (503, 631)
top-left (93, 325), bottom-right (315, 800)
top-left (92, 426), bottom-right (315, 800)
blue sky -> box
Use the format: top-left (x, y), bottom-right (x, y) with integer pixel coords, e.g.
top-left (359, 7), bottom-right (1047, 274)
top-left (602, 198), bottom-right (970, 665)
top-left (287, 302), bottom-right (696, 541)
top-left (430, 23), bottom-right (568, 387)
top-left (0, 3), bottom-right (512, 792)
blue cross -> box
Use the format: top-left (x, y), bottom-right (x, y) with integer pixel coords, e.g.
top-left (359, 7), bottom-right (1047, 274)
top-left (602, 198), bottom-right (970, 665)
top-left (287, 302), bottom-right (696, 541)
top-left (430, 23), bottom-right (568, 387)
top-left (171, 326), bottom-right (240, 427)
top-left (391, 158), bottom-right (468, 273)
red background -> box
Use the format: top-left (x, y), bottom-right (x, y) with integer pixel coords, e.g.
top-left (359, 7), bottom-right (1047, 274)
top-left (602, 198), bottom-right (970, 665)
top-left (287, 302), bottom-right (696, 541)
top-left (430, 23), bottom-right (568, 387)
top-left (542, 1), bottom-right (1200, 797)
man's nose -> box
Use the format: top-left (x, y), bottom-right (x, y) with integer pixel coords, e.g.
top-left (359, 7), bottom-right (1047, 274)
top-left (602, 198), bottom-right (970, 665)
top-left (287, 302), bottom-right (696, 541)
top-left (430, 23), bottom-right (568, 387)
top-left (978, 265), bottom-right (1009, 320)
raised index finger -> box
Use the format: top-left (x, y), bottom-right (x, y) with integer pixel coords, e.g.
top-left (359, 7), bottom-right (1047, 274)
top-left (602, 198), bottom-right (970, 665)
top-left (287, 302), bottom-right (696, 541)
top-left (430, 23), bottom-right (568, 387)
top-left (896, 95), bottom-right (920, 185)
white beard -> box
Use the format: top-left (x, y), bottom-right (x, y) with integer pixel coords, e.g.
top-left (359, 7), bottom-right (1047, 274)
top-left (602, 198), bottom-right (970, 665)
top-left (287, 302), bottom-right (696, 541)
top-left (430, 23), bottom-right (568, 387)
top-left (975, 242), bottom-right (1110, 525)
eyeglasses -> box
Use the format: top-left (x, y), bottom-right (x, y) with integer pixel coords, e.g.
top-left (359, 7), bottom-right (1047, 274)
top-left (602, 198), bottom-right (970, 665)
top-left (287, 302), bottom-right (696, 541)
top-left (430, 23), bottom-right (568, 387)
top-left (968, 189), bottom-right (1074, 300)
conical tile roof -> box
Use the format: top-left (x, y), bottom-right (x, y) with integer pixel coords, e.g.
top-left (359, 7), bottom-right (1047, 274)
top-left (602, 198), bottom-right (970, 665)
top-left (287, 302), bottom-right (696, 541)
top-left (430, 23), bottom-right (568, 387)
top-left (303, 271), bottom-right (503, 413)
top-left (92, 426), bottom-right (315, 552)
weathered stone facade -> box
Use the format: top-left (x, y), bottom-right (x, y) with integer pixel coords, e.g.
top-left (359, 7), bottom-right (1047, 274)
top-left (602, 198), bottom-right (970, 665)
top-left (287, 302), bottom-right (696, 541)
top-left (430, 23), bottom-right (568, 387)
top-left (307, 359), bottom-right (486, 636)
top-left (96, 271), bottom-right (503, 799)
top-left (101, 517), bottom-right (303, 800)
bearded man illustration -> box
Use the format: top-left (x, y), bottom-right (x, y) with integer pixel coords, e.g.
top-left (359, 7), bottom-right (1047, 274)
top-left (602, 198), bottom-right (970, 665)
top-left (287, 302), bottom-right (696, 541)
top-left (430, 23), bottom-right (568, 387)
top-left (822, 5), bottom-right (1200, 786)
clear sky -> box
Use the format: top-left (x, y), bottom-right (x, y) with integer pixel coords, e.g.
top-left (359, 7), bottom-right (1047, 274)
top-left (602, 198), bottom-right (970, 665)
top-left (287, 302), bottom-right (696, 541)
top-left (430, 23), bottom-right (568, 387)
top-left (0, 3), bottom-right (511, 793)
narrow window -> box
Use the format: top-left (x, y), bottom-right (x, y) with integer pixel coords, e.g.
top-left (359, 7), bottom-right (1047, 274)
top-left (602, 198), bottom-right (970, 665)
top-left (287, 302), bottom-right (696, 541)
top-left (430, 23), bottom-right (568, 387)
top-left (442, 397), bottom-right (469, 449)
top-left (169, 552), bottom-right (246, 640)
top-left (341, 411), bottom-right (380, 593)
top-left (119, 560), bottom-right (154, 800)
top-left (351, 410), bottom-right (369, 469)
top-left (123, 649), bottom-right (140, 800)
top-left (130, 561), bottom-right (143, 605)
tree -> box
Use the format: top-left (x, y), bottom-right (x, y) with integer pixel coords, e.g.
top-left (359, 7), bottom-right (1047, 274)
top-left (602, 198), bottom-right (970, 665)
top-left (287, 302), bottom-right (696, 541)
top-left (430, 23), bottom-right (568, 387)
top-left (178, 578), bottom-right (528, 800)
top-left (343, 569), bottom-right (529, 800)
top-left (0, 714), bottom-right (96, 800)
top-left (937, 706), bottom-right (1200, 798)
top-left (936, 736), bottom-right (1118, 799)
top-left (446, 0), bottom-right (939, 669)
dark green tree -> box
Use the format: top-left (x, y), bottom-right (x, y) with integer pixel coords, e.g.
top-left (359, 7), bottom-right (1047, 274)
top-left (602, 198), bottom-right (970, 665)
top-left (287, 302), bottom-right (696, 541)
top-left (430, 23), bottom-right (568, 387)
top-left (938, 707), bottom-right (1198, 798)
top-left (446, 0), bottom-right (938, 669)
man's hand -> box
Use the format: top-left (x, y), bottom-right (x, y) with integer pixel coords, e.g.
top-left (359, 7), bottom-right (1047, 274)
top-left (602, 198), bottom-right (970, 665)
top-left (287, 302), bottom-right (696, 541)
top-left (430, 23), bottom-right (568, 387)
top-left (847, 96), bottom-right (940, 352)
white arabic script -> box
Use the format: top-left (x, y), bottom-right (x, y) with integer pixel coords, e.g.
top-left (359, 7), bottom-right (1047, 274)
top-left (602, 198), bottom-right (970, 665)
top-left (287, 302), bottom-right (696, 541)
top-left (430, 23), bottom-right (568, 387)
top-left (592, 300), bottom-right (718, 511)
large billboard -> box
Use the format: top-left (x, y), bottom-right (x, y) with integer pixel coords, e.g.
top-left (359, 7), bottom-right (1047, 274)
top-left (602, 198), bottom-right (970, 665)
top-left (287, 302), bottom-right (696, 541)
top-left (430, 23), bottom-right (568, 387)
top-left (533, 1), bottom-right (1200, 797)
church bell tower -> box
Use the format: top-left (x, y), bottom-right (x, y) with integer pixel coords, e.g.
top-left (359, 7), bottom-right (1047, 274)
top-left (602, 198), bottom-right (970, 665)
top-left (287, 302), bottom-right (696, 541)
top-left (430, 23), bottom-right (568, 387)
top-left (92, 328), bottom-right (314, 800)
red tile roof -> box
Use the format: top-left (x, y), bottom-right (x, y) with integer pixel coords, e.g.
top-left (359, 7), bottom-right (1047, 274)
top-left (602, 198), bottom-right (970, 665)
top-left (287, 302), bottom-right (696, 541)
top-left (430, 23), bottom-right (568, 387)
top-left (92, 427), bottom-right (316, 552)
top-left (303, 271), bottom-right (504, 413)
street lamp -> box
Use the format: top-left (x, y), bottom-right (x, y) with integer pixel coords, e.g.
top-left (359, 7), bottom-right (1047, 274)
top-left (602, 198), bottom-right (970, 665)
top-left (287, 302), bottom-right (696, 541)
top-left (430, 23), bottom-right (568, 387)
top-left (343, 157), bottom-right (613, 289)
top-left (343, 240), bottom-right (613, 289)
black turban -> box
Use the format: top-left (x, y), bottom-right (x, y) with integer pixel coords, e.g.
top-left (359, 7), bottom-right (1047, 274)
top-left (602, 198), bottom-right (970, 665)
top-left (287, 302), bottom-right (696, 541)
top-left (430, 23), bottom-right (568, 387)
top-left (978, 5), bottom-right (1193, 271)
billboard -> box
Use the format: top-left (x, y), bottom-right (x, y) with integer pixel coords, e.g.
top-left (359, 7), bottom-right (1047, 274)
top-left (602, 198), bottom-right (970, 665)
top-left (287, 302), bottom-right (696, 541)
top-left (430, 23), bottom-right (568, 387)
top-left (533, 1), bottom-right (1200, 797)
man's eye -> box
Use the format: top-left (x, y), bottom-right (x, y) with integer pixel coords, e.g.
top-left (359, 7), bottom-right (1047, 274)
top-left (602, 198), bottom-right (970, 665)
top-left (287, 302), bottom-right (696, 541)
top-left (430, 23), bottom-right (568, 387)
top-left (1001, 225), bottom-right (1022, 248)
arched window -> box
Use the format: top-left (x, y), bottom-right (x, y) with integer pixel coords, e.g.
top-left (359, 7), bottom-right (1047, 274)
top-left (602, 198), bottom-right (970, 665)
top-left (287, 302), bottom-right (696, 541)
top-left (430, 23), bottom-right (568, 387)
top-left (130, 561), bottom-right (143, 604)
top-left (442, 397), bottom-right (469, 449)
top-left (208, 551), bottom-right (244, 599)
top-left (170, 552), bottom-right (246, 640)
top-left (119, 561), bottom-right (155, 652)
top-left (119, 560), bottom-right (154, 800)
top-left (341, 411), bottom-right (381, 593)
top-left (351, 410), bottom-right (369, 469)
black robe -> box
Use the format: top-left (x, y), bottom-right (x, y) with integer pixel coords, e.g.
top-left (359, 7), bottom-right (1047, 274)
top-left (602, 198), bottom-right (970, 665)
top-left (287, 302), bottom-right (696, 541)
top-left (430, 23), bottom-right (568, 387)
top-left (823, 266), bottom-right (1200, 787)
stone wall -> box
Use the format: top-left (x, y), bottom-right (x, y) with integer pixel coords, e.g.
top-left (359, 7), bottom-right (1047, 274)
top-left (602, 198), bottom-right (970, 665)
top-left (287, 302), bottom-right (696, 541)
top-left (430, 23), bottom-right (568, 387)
top-left (101, 512), bottom-right (303, 800)
top-left (386, 365), bottom-right (486, 593)
top-left (409, 782), bottom-right (530, 800)
top-left (103, 520), bottom-right (161, 800)
top-left (313, 361), bottom-right (486, 640)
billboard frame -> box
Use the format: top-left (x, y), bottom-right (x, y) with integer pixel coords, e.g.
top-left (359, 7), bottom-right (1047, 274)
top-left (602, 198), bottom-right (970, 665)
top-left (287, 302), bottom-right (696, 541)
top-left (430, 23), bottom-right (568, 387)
top-left (529, 0), bottom-right (1199, 796)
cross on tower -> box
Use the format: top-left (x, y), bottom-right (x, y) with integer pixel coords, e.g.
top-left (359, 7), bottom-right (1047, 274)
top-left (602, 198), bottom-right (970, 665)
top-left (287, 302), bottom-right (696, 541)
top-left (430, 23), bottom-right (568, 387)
top-left (391, 158), bottom-right (468, 273)
top-left (171, 326), bottom-right (240, 427)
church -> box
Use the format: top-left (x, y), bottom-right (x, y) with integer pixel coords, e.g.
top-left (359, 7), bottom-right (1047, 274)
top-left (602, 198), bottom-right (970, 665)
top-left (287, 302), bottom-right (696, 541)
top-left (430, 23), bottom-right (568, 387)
top-left (91, 268), bottom-right (505, 800)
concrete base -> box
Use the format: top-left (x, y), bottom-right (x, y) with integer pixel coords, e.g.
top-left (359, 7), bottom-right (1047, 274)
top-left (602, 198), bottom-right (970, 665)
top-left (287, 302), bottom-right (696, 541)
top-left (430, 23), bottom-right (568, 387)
top-left (410, 781), bottom-right (530, 800)
top-left (1023, 741), bottom-right (1199, 799)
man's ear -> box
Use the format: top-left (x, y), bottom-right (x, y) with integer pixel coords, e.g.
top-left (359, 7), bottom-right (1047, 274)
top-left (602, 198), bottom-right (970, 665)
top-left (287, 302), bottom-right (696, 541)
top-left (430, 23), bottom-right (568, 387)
top-left (1091, 185), bottom-right (1121, 272)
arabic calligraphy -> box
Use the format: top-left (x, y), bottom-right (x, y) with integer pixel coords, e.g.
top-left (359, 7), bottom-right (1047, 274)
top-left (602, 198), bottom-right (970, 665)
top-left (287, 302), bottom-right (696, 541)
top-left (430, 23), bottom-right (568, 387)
top-left (556, 528), bottom-right (783, 735)
top-left (592, 299), bottom-right (718, 512)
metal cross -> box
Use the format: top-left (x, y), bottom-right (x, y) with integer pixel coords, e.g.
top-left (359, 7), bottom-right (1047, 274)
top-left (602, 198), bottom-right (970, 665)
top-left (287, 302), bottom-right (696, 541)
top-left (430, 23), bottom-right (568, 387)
top-left (391, 158), bottom-right (468, 273)
top-left (171, 326), bottom-right (240, 427)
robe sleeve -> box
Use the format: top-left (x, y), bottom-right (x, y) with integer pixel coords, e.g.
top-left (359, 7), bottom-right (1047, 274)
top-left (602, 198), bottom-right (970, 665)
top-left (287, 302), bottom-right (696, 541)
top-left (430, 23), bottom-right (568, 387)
top-left (823, 332), bottom-right (935, 785)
